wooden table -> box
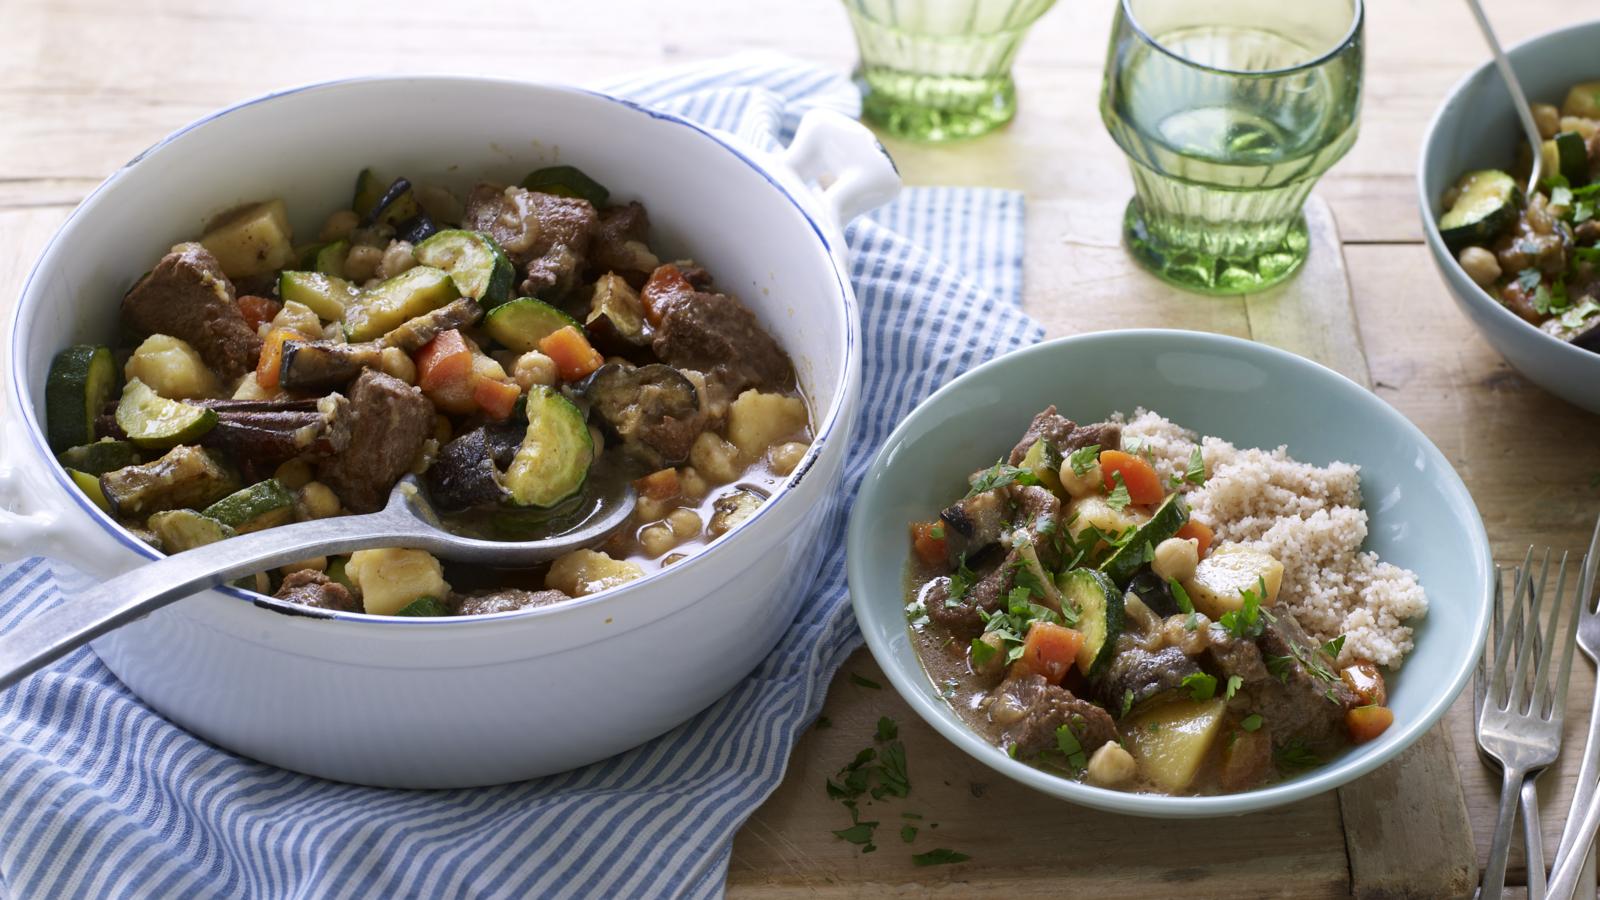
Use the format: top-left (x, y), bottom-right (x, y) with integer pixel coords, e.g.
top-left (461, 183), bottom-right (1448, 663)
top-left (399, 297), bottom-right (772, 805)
top-left (4, 0), bottom-right (1598, 896)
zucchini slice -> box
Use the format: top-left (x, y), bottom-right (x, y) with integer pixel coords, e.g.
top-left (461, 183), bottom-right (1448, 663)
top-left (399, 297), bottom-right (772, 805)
top-left (520, 165), bottom-right (609, 207)
top-left (314, 240), bottom-right (350, 277)
top-left (57, 440), bottom-right (140, 475)
top-left (1019, 438), bottom-right (1064, 496)
top-left (1056, 567), bottom-right (1123, 678)
top-left (483, 298), bottom-right (583, 352)
top-left (148, 508), bottom-right (237, 552)
top-left (353, 170), bottom-right (420, 228)
top-left (1098, 493), bottom-right (1189, 587)
top-left (66, 468), bottom-right (112, 513)
top-left (503, 386), bottom-right (592, 507)
top-left (114, 378), bottom-right (218, 449)
top-left (1439, 169), bottom-right (1518, 251)
top-left (202, 479), bottom-right (295, 533)
top-left (1550, 131), bottom-right (1590, 186)
top-left (341, 266), bottom-right (461, 342)
top-left (413, 230), bottom-right (514, 308)
top-left (396, 596), bottom-right (450, 617)
top-left (45, 345), bottom-right (118, 452)
top-left (279, 271), bottom-right (358, 322)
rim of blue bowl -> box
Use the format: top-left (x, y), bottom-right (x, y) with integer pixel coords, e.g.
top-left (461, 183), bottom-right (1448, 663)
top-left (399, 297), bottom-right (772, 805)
top-left (846, 329), bottom-right (1491, 817)
top-left (1416, 19), bottom-right (1600, 370)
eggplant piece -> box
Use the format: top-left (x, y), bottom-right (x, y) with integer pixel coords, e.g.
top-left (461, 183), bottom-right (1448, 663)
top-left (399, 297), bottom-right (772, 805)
top-left (380, 297), bottom-right (482, 353)
top-left (424, 422), bottom-right (525, 512)
top-left (195, 395), bottom-right (351, 468)
top-left (1095, 644), bottom-right (1203, 716)
top-left (279, 341), bottom-right (384, 392)
top-left (708, 486), bottom-right (766, 538)
top-left (584, 273), bottom-right (649, 350)
top-left (938, 488), bottom-right (1008, 557)
top-left (360, 176), bottom-right (417, 228)
top-left (395, 213), bottom-right (439, 245)
top-left (1127, 569), bottom-right (1181, 618)
top-left (571, 363), bottom-right (701, 467)
top-left (100, 445), bottom-right (239, 519)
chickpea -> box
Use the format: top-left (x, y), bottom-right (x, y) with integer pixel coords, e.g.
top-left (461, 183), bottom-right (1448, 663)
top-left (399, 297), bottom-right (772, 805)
top-left (1151, 537), bottom-right (1199, 582)
top-left (1458, 246), bottom-right (1502, 289)
top-left (667, 508), bottom-right (702, 539)
top-left (636, 495), bottom-right (672, 523)
top-left (970, 631), bottom-right (1006, 677)
top-left (378, 346), bottom-right (417, 384)
top-left (1058, 458), bottom-right (1103, 499)
top-left (279, 556), bottom-right (327, 576)
top-left (512, 350), bottom-right (559, 389)
top-left (639, 523), bottom-right (676, 558)
top-left (344, 244), bottom-right (383, 282)
top-left (318, 209), bottom-right (360, 242)
top-left (1533, 103), bottom-right (1562, 139)
top-left (296, 481), bottom-right (341, 521)
top-left (1159, 614), bottom-right (1212, 655)
top-left (768, 440), bottom-right (810, 476)
top-left (274, 458), bottom-right (313, 490)
top-left (1562, 116), bottom-right (1599, 140)
top-left (1086, 742), bottom-right (1137, 789)
top-left (376, 240), bottom-right (417, 280)
top-left (678, 467), bottom-right (709, 500)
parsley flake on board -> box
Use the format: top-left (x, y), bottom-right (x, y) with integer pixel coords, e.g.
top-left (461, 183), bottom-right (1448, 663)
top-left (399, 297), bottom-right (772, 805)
top-left (1182, 672), bottom-right (1218, 701)
top-left (912, 849), bottom-right (971, 867)
top-left (901, 824), bottom-right (918, 843)
top-left (850, 673), bottom-right (882, 690)
top-left (1067, 444), bottom-right (1100, 477)
top-left (1105, 472), bottom-right (1133, 512)
top-left (876, 716), bottom-right (898, 742)
top-left (1241, 714), bottom-right (1263, 732)
top-left (832, 822), bottom-right (877, 845)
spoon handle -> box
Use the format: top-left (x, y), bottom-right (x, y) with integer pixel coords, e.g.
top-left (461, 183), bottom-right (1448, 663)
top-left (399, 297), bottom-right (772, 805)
top-left (0, 510), bottom-right (424, 691)
top-left (1463, 0), bottom-right (1545, 193)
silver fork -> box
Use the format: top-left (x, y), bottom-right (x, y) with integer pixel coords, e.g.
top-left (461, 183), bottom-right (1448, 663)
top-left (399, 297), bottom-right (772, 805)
top-left (1476, 563), bottom-right (1549, 899)
top-left (1479, 550), bottom-right (1582, 900)
top-left (1544, 515), bottom-right (1600, 900)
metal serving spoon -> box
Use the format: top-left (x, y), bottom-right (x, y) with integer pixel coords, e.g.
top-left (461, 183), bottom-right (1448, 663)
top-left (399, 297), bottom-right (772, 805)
top-left (0, 474), bottom-right (636, 692)
top-left (1464, 0), bottom-right (1545, 194)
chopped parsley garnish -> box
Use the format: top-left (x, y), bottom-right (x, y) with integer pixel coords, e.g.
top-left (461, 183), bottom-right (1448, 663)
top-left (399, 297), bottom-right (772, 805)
top-left (1067, 444), bottom-right (1100, 477)
top-left (1121, 689), bottom-right (1135, 718)
top-left (1181, 672), bottom-right (1218, 701)
top-left (1517, 267), bottom-right (1543, 294)
top-left (969, 635), bottom-right (1000, 670)
top-left (901, 824), bottom-right (918, 843)
top-left (1172, 446), bottom-right (1206, 487)
top-left (1105, 472), bottom-right (1132, 512)
top-left (967, 460), bottom-right (1041, 496)
top-left (850, 673), bottom-right (882, 690)
top-left (1241, 713), bottom-right (1263, 732)
top-left (1552, 184), bottom-right (1575, 208)
top-left (911, 848), bottom-right (971, 867)
top-left (1218, 578), bottom-right (1269, 639)
top-left (945, 555), bottom-right (976, 605)
top-left (1224, 675), bottom-right (1243, 701)
top-left (1276, 741), bottom-right (1320, 770)
top-left (1321, 635), bottom-right (1346, 659)
top-left (876, 717), bottom-right (898, 742)
top-left (1169, 578), bottom-right (1194, 614)
top-left (1266, 654), bottom-right (1293, 683)
top-left (1054, 725), bottom-right (1087, 771)
top-left (929, 522), bottom-right (945, 540)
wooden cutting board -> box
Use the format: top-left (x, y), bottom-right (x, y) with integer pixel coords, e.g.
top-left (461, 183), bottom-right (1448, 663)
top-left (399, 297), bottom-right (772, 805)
top-left (727, 198), bottom-right (1478, 899)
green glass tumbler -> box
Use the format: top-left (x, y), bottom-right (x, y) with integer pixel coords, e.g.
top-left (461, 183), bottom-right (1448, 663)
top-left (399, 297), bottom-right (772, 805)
top-left (1100, 0), bottom-right (1364, 294)
top-left (844, 0), bottom-right (1058, 142)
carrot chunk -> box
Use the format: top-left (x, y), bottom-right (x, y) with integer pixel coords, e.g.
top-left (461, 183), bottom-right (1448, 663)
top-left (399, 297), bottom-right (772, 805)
top-left (910, 521), bottom-right (948, 567)
top-left (1176, 519), bottom-right (1215, 558)
top-left (1099, 449), bottom-right (1165, 506)
top-left (1346, 705), bottom-right (1394, 744)
top-left (635, 468), bottom-right (681, 501)
top-left (538, 326), bottom-right (604, 382)
top-left (1016, 622), bottom-right (1085, 685)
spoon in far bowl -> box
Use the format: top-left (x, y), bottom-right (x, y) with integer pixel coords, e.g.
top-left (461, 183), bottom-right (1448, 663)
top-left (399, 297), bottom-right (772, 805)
top-left (0, 473), bottom-right (636, 692)
top-left (1464, 0), bottom-right (1545, 194)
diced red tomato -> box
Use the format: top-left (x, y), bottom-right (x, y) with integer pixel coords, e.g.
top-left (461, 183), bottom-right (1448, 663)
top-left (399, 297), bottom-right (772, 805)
top-left (911, 521), bottom-right (947, 567)
top-left (256, 328), bottom-right (301, 392)
top-left (1099, 449), bottom-right (1164, 506)
top-left (237, 294), bottom-right (282, 332)
top-left (640, 263), bottom-right (694, 327)
top-left (472, 377), bottom-right (521, 420)
top-left (1346, 705), bottom-right (1394, 744)
top-left (635, 468), bottom-right (681, 501)
top-left (1176, 519), bottom-right (1214, 559)
top-left (538, 326), bottom-right (604, 382)
top-left (1016, 622), bottom-right (1085, 685)
top-left (1341, 661), bottom-right (1387, 707)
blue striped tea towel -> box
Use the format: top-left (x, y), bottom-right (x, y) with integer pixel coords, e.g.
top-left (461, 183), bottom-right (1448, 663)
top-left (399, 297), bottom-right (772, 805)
top-left (0, 55), bottom-right (1040, 899)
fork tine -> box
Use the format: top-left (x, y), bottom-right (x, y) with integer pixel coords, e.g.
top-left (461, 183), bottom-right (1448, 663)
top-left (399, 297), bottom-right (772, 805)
top-left (1491, 549), bottom-right (1533, 708)
top-left (1530, 551), bottom-right (1565, 716)
top-left (1509, 548), bottom-right (1549, 714)
top-left (1478, 567), bottom-right (1503, 718)
top-left (1584, 513), bottom-right (1600, 615)
top-left (1551, 553), bottom-right (1583, 720)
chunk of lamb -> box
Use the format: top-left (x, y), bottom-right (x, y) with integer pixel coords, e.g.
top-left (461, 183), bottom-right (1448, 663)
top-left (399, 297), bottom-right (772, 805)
top-left (590, 202), bottom-right (659, 284)
top-left (1006, 406), bottom-right (1122, 466)
top-left (455, 588), bottom-right (571, 616)
top-left (461, 183), bottom-right (598, 299)
top-left (989, 671), bottom-right (1119, 757)
top-left (1095, 643), bottom-right (1203, 715)
top-left (1208, 615), bottom-right (1357, 748)
top-left (274, 570), bottom-right (357, 613)
top-left (648, 265), bottom-right (793, 396)
top-left (924, 547), bottom-right (1017, 639)
top-left (315, 370), bottom-right (435, 513)
top-left (121, 243), bottom-right (263, 381)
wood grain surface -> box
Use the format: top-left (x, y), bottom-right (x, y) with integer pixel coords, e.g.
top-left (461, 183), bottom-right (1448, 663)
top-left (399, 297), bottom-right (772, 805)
top-left (5, 0), bottom-right (1600, 896)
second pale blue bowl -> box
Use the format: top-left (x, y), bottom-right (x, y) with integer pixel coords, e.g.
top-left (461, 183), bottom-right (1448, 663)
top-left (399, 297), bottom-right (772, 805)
top-left (846, 329), bottom-right (1490, 817)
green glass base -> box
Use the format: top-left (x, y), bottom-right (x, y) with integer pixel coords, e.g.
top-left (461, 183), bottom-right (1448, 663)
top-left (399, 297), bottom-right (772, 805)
top-left (856, 68), bottom-right (1016, 142)
top-left (1121, 199), bottom-right (1309, 296)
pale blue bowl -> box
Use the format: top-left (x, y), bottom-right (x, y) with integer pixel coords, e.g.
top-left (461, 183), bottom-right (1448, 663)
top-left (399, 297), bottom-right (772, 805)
top-left (847, 330), bottom-right (1491, 817)
top-left (1419, 20), bottom-right (1600, 415)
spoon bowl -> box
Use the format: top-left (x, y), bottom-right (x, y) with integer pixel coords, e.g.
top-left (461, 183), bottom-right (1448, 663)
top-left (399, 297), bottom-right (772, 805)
top-left (0, 473), bottom-right (636, 691)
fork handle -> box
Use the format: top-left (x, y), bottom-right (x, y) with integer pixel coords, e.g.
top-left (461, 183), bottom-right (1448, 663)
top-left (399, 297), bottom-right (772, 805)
top-left (1555, 682), bottom-right (1600, 873)
top-left (1525, 776), bottom-right (1547, 900)
top-left (1485, 764), bottom-right (1528, 900)
top-left (1549, 772), bottom-right (1600, 900)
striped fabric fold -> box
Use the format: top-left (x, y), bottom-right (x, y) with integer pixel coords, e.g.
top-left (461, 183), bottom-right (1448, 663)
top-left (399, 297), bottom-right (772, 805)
top-left (0, 56), bottom-right (1038, 899)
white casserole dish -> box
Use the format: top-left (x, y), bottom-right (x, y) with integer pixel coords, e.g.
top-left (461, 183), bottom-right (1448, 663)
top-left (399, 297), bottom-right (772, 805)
top-left (0, 76), bottom-right (898, 788)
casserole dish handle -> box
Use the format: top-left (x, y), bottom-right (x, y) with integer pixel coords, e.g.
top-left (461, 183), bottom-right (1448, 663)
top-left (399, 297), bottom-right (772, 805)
top-left (0, 413), bottom-right (80, 565)
top-left (779, 109), bottom-right (901, 235)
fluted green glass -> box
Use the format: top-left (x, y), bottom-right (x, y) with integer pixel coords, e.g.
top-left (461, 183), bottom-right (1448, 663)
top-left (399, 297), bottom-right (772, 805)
top-left (1101, 0), bottom-right (1364, 294)
top-left (844, 0), bottom-right (1057, 142)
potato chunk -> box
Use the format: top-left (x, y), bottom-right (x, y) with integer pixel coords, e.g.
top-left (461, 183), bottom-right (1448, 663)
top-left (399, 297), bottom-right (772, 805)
top-left (1066, 495), bottom-right (1149, 541)
top-left (125, 334), bottom-right (222, 400)
top-left (1562, 81), bottom-right (1600, 119)
top-left (346, 548), bottom-right (450, 615)
top-left (546, 549), bottom-right (644, 597)
top-left (1181, 545), bottom-right (1283, 619)
top-left (1122, 698), bottom-right (1227, 793)
top-left (200, 199), bottom-right (294, 279)
top-left (726, 390), bottom-right (808, 458)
